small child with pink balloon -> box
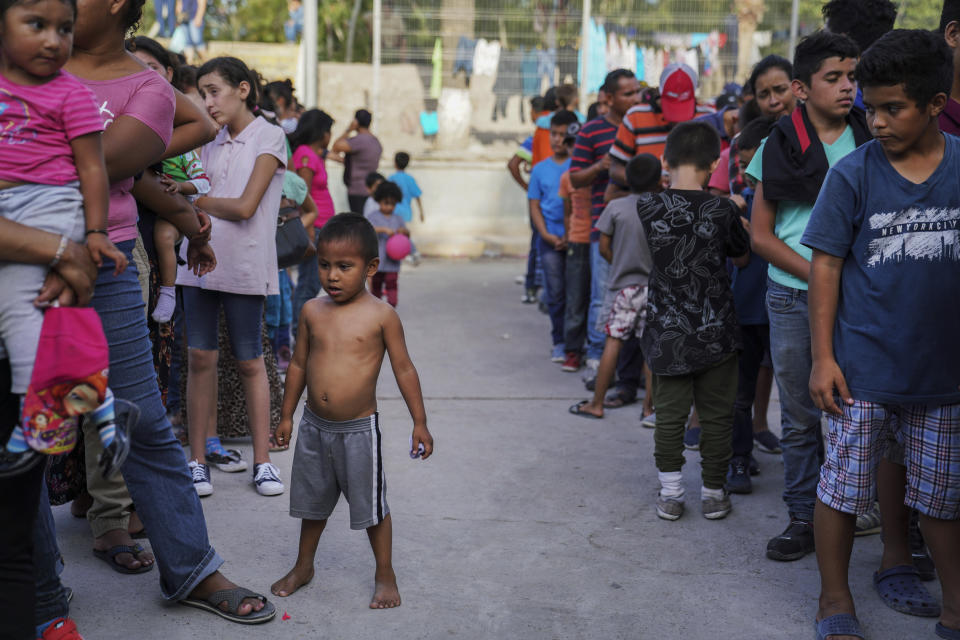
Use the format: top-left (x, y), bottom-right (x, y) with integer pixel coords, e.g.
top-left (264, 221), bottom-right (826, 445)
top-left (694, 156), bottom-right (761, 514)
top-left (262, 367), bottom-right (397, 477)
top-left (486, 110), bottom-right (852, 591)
top-left (364, 181), bottom-right (409, 306)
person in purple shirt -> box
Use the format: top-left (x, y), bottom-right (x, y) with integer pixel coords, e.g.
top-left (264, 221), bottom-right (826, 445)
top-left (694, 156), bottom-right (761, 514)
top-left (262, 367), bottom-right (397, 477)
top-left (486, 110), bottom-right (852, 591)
top-left (941, 0), bottom-right (960, 135)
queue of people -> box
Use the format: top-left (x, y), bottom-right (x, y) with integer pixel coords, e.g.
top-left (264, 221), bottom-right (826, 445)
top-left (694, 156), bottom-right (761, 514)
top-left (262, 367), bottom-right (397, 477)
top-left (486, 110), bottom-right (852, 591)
top-left (510, 1), bottom-right (960, 638)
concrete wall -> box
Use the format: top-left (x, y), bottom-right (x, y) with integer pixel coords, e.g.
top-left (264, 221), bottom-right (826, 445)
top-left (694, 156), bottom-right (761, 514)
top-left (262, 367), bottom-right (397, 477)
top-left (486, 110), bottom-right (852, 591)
top-left (323, 159), bottom-right (531, 258)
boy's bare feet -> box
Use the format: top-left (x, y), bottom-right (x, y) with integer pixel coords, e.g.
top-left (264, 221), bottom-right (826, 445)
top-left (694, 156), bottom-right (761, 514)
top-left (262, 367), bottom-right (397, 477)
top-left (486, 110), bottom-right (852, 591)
top-left (370, 568), bottom-right (401, 609)
top-left (271, 565), bottom-right (314, 597)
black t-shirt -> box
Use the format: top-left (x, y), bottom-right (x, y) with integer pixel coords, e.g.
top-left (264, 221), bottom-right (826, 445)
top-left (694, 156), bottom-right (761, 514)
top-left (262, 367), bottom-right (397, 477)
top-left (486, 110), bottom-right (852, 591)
top-left (638, 189), bottom-right (749, 376)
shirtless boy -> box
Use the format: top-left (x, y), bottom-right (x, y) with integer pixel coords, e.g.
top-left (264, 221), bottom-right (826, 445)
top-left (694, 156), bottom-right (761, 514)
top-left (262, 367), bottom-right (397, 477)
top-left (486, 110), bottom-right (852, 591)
top-left (270, 213), bottom-right (434, 609)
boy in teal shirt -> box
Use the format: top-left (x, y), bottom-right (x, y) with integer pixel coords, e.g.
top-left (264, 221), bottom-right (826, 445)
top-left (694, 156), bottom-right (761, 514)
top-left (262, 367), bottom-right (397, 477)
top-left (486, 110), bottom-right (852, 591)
top-left (746, 30), bottom-right (870, 563)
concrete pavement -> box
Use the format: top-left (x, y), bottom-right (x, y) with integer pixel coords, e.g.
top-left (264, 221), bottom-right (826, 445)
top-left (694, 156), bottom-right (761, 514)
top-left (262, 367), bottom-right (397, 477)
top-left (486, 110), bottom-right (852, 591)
top-left (58, 258), bottom-right (938, 639)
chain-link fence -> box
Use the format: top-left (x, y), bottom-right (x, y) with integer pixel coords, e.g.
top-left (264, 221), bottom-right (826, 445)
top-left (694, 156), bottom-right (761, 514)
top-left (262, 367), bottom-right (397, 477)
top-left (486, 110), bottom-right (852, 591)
top-left (381, 0), bottom-right (803, 108)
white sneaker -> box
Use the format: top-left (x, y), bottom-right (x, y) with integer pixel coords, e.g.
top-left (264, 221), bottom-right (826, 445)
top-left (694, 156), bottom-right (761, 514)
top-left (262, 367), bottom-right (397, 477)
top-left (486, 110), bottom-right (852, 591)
top-left (641, 412), bottom-right (657, 428)
top-left (188, 459), bottom-right (213, 497)
top-left (585, 358), bottom-right (600, 372)
top-left (253, 462), bottom-right (284, 496)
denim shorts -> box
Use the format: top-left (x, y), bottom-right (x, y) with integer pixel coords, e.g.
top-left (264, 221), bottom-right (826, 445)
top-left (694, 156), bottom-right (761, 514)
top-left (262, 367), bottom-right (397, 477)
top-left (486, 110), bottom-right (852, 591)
top-left (181, 286), bottom-right (264, 360)
top-left (818, 400), bottom-right (960, 520)
top-left (0, 183), bottom-right (84, 392)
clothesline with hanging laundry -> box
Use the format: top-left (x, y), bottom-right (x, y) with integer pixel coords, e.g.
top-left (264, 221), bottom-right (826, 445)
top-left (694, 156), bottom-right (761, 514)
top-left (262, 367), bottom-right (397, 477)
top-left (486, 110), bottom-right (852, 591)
top-left (578, 18), bottom-right (730, 93)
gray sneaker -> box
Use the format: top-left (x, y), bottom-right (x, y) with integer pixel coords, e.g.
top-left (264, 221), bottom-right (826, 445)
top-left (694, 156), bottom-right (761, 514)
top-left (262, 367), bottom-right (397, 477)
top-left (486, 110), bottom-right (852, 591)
top-left (702, 491), bottom-right (732, 520)
top-left (855, 502), bottom-right (882, 536)
top-left (656, 494), bottom-right (685, 520)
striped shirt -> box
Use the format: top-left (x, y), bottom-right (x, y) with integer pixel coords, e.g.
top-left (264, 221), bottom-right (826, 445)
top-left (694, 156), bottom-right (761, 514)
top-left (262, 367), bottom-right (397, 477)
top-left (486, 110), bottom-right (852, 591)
top-left (610, 103), bottom-right (715, 166)
top-left (570, 116), bottom-right (618, 241)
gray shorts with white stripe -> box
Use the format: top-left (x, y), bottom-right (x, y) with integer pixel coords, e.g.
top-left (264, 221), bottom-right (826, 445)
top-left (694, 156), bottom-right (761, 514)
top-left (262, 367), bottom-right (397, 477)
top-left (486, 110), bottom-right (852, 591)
top-left (289, 407), bottom-right (389, 529)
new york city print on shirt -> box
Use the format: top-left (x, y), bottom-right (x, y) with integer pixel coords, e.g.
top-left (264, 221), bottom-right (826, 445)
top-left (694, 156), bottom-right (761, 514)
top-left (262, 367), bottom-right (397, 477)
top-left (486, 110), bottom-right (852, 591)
top-left (867, 206), bottom-right (960, 266)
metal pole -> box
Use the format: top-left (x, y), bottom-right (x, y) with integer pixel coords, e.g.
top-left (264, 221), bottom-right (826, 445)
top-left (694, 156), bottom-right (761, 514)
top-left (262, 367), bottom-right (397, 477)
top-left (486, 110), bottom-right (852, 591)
top-left (580, 0), bottom-right (591, 109)
top-left (372, 0), bottom-right (382, 129)
top-left (303, 0), bottom-right (318, 107)
top-left (788, 0), bottom-right (799, 61)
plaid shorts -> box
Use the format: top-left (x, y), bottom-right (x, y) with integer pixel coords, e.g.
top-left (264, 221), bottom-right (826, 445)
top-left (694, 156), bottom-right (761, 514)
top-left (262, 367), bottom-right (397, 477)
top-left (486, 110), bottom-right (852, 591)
top-left (818, 400), bottom-right (960, 520)
top-left (604, 285), bottom-right (648, 339)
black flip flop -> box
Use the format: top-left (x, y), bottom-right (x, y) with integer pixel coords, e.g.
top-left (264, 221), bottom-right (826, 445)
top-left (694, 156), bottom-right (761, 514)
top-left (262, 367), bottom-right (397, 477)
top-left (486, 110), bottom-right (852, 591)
top-left (569, 400), bottom-right (602, 419)
top-left (181, 587), bottom-right (277, 624)
top-left (92, 544), bottom-right (154, 575)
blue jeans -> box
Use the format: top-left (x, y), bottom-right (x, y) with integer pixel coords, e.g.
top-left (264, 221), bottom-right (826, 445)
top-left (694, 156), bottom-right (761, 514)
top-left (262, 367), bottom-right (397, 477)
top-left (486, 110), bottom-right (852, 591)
top-left (291, 248), bottom-right (320, 341)
top-left (766, 278), bottom-right (823, 522)
top-left (524, 230), bottom-right (544, 290)
top-left (266, 270), bottom-right (292, 333)
top-left (537, 236), bottom-right (566, 347)
top-left (154, 0), bottom-right (176, 36)
top-left (33, 242), bottom-right (224, 601)
top-left (166, 289), bottom-right (185, 414)
top-left (563, 242), bottom-right (590, 353)
top-left (586, 242), bottom-right (610, 360)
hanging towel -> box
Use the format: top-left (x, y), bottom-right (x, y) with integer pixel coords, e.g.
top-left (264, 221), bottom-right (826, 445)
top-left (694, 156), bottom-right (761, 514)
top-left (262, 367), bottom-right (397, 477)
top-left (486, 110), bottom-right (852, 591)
top-left (430, 38), bottom-right (442, 99)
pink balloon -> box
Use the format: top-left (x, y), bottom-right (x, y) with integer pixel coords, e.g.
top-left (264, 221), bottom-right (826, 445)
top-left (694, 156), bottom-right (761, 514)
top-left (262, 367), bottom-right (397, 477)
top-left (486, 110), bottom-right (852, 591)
top-left (386, 233), bottom-right (411, 261)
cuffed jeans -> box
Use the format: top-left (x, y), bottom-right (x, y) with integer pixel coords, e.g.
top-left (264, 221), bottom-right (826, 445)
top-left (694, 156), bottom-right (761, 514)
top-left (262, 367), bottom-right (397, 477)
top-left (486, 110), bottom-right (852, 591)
top-left (653, 354), bottom-right (739, 489)
top-left (563, 242), bottom-right (590, 353)
top-left (537, 236), bottom-right (566, 347)
top-left (732, 324), bottom-right (770, 459)
top-left (766, 279), bottom-right (823, 522)
top-left (586, 241), bottom-right (610, 360)
top-left (34, 242), bottom-right (224, 602)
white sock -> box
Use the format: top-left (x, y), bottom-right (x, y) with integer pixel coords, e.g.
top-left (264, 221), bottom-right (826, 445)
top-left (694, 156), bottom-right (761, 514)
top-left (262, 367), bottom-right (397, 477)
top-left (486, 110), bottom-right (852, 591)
top-left (151, 286), bottom-right (176, 323)
top-left (658, 471), bottom-right (684, 499)
top-left (702, 486), bottom-right (724, 500)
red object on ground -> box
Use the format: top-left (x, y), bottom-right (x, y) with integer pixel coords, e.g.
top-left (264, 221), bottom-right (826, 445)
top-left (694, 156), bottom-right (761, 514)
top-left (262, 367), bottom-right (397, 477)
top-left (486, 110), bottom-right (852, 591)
top-left (282, 612), bottom-right (291, 621)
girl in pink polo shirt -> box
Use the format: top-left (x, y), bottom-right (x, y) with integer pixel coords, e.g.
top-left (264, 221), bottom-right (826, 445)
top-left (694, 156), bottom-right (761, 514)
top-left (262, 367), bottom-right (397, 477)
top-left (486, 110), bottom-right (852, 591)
top-left (0, 0), bottom-right (128, 460)
top-left (177, 57), bottom-right (287, 498)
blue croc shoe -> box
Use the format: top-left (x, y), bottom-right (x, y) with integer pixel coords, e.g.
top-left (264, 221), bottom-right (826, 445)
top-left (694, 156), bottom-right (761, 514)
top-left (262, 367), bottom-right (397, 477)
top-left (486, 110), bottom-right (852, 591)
top-left (814, 613), bottom-right (864, 640)
top-left (937, 622), bottom-right (960, 639)
top-left (873, 565), bottom-right (940, 617)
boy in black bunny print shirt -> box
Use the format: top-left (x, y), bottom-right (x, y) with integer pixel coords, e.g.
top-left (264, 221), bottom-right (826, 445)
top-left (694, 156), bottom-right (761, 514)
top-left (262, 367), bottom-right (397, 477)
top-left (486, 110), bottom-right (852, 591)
top-left (637, 121), bottom-right (750, 522)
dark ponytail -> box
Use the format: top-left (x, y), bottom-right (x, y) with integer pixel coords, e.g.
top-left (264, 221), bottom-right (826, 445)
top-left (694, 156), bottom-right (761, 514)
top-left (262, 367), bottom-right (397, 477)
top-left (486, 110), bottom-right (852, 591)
top-left (125, 36), bottom-right (176, 75)
top-left (288, 109), bottom-right (334, 150)
top-left (197, 57), bottom-right (261, 112)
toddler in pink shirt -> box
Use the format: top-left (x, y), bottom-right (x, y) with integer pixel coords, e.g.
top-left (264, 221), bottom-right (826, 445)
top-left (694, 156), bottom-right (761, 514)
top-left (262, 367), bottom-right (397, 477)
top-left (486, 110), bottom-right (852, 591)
top-left (0, 0), bottom-right (127, 462)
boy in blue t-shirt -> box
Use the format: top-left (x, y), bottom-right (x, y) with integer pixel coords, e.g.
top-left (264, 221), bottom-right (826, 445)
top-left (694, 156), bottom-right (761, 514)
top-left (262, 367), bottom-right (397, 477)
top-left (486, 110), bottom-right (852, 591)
top-left (389, 152), bottom-right (423, 265)
top-left (389, 152), bottom-right (424, 224)
top-left (528, 110), bottom-right (578, 362)
top-left (802, 30), bottom-right (960, 640)
top-left (745, 30), bottom-right (869, 562)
